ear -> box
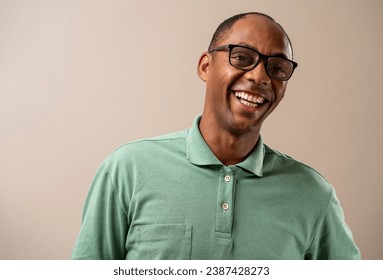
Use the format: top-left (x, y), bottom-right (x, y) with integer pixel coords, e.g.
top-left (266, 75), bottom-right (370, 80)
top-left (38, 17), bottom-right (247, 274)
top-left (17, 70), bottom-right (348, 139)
top-left (197, 52), bottom-right (210, 82)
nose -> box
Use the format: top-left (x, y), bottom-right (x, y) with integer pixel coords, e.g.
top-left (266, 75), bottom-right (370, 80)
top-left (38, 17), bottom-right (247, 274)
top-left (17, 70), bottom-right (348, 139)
top-left (243, 60), bottom-right (271, 85)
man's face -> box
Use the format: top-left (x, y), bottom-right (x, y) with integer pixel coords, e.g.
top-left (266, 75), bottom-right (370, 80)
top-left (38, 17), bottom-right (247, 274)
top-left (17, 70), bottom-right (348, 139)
top-left (199, 15), bottom-right (293, 136)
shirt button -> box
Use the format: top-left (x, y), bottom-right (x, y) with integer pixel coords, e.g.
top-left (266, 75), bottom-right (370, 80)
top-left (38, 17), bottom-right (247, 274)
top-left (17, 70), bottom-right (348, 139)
top-left (224, 175), bottom-right (231, 182)
top-left (222, 203), bottom-right (229, 211)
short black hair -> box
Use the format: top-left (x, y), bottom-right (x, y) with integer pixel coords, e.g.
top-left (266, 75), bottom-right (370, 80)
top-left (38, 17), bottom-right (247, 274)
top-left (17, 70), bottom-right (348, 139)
top-left (208, 12), bottom-right (293, 57)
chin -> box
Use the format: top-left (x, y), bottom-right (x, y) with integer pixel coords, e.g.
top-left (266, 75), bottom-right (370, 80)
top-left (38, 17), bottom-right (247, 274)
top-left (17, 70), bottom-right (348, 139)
top-left (228, 118), bottom-right (261, 137)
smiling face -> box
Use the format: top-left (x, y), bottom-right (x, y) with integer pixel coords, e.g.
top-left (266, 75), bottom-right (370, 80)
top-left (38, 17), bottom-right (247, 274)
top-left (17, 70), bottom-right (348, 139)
top-left (198, 14), bottom-right (293, 137)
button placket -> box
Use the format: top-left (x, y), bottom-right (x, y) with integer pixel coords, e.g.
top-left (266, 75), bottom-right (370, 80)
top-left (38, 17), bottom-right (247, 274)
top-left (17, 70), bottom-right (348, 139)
top-left (215, 169), bottom-right (236, 239)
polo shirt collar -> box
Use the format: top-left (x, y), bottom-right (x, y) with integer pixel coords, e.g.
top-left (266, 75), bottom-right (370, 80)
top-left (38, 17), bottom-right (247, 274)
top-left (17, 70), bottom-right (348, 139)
top-left (186, 116), bottom-right (264, 177)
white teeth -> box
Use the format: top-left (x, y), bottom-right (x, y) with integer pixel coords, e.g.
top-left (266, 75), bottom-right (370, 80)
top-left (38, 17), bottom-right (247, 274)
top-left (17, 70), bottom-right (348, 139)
top-left (240, 99), bottom-right (257, 108)
top-left (256, 96), bottom-right (265, 104)
top-left (234, 91), bottom-right (266, 108)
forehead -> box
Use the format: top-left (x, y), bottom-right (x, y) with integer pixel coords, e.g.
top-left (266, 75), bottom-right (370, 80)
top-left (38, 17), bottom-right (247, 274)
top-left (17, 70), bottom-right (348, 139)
top-left (223, 15), bottom-right (292, 58)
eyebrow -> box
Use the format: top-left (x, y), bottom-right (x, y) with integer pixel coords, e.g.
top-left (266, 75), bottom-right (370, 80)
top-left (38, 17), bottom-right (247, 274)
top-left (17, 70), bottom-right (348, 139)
top-left (236, 42), bottom-right (289, 59)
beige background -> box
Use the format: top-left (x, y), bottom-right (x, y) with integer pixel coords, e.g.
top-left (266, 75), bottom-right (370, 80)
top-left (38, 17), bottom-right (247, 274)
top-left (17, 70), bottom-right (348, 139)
top-left (0, 0), bottom-right (382, 259)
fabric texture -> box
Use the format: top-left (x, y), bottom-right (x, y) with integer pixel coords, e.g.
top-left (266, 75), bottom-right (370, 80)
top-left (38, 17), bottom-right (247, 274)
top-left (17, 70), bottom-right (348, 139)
top-left (72, 116), bottom-right (360, 260)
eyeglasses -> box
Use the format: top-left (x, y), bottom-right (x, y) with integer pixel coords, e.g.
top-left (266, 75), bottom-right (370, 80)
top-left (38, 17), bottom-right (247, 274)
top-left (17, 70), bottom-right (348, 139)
top-left (209, 44), bottom-right (298, 81)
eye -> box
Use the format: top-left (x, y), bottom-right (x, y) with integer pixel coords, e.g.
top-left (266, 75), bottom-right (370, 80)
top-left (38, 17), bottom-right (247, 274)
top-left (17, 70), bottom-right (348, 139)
top-left (271, 65), bottom-right (286, 73)
top-left (230, 51), bottom-right (255, 67)
top-left (267, 59), bottom-right (291, 78)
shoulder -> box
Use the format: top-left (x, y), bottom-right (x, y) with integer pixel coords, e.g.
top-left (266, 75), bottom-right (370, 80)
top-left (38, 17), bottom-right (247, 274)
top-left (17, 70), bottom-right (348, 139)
top-left (104, 129), bottom-right (189, 167)
top-left (263, 144), bottom-right (334, 201)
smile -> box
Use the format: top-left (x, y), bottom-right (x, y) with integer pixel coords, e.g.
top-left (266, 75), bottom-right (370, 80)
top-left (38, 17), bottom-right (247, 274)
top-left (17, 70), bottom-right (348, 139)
top-left (234, 91), bottom-right (267, 108)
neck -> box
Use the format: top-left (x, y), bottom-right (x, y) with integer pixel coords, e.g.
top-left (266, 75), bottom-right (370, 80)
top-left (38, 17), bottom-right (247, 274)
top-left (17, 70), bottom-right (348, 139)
top-left (199, 115), bottom-right (260, 166)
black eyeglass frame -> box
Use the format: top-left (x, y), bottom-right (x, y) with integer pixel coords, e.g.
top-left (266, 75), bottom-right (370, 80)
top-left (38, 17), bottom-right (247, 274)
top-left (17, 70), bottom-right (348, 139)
top-left (209, 44), bottom-right (298, 81)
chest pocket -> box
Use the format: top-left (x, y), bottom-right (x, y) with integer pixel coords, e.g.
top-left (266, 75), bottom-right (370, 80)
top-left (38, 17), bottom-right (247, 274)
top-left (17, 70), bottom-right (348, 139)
top-left (137, 224), bottom-right (192, 260)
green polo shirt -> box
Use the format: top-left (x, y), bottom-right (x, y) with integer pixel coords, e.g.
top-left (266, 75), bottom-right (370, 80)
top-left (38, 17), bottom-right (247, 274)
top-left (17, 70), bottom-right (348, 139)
top-left (72, 116), bottom-right (360, 260)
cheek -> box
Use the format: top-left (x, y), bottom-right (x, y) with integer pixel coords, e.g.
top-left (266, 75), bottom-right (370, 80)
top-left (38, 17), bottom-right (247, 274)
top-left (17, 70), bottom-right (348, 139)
top-left (206, 71), bottom-right (232, 95)
top-left (205, 61), bottom-right (244, 101)
top-left (208, 61), bottom-right (240, 84)
top-left (272, 82), bottom-right (287, 101)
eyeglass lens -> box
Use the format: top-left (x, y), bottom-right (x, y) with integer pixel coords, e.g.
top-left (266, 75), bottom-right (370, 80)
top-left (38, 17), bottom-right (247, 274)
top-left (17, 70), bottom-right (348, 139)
top-left (229, 46), bottom-right (294, 80)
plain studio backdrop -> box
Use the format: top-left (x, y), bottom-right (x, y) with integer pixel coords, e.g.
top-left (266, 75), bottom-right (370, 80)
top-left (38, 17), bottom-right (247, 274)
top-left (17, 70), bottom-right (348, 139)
top-left (0, 0), bottom-right (382, 259)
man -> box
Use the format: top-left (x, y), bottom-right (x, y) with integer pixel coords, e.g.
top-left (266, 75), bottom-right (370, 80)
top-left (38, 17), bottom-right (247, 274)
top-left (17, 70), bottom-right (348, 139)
top-left (72, 12), bottom-right (360, 259)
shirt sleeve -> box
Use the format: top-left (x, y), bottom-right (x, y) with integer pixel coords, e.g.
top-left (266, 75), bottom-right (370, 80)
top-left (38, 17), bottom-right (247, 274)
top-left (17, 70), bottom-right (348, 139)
top-left (305, 189), bottom-right (361, 260)
top-left (72, 162), bottom-right (129, 260)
